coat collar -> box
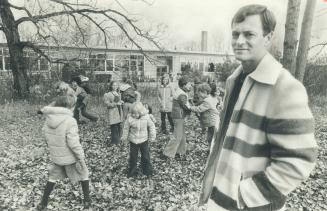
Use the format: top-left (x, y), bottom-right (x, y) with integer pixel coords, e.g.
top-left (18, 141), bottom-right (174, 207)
top-left (230, 53), bottom-right (282, 85)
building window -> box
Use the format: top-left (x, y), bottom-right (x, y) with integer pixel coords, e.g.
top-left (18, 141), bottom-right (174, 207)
top-left (89, 54), bottom-right (105, 71)
top-left (208, 63), bottom-right (215, 72)
top-left (199, 63), bottom-right (204, 72)
top-left (115, 55), bottom-right (129, 72)
top-left (106, 54), bottom-right (114, 71)
top-left (4, 49), bottom-right (10, 70)
top-left (40, 58), bottom-right (49, 71)
top-left (0, 49), bottom-right (3, 71)
top-left (106, 59), bottom-right (114, 71)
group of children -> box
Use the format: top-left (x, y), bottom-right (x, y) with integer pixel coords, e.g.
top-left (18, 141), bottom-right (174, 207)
top-left (37, 74), bottom-right (221, 210)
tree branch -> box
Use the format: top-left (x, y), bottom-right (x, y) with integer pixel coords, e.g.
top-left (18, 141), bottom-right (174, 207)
top-left (19, 41), bottom-right (52, 62)
top-left (309, 42), bottom-right (327, 50)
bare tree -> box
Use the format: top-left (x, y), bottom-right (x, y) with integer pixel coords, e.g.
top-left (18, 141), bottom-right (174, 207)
top-left (295, 0), bottom-right (318, 82)
top-left (0, 0), bottom-right (161, 98)
top-left (282, 0), bottom-right (301, 75)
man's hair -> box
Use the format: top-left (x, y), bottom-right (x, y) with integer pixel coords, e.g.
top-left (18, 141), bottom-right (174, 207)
top-left (54, 96), bottom-right (76, 108)
top-left (232, 4), bottom-right (276, 35)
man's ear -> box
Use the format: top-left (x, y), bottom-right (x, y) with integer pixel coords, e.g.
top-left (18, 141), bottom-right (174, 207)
top-left (264, 31), bottom-right (274, 47)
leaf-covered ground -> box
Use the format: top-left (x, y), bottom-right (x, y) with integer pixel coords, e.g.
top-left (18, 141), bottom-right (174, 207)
top-left (0, 100), bottom-right (326, 211)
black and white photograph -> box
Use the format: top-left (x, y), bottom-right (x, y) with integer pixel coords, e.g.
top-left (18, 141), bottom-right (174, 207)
top-left (0, 0), bottom-right (326, 210)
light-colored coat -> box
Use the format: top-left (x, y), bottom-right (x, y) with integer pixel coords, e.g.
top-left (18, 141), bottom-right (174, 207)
top-left (158, 84), bottom-right (173, 112)
top-left (42, 106), bottom-right (84, 166)
top-left (190, 95), bottom-right (219, 128)
top-left (103, 91), bottom-right (123, 125)
top-left (122, 114), bottom-right (156, 144)
top-left (200, 53), bottom-right (318, 211)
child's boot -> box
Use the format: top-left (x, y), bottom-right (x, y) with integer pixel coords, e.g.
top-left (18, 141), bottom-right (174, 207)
top-left (37, 181), bottom-right (55, 210)
top-left (81, 180), bottom-right (91, 209)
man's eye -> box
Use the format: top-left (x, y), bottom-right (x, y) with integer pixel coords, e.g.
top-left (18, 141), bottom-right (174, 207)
top-left (244, 33), bottom-right (255, 38)
top-left (232, 33), bottom-right (239, 39)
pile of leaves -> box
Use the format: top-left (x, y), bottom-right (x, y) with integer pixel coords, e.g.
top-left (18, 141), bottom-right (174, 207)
top-left (0, 101), bottom-right (326, 211)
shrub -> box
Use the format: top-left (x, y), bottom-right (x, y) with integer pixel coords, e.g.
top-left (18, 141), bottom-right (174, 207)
top-left (303, 64), bottom-right (327, 97)
top-left (215, 60), bottom-right (239, 82)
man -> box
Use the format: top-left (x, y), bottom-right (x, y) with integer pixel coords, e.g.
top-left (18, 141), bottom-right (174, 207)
top-left (199, 4), bottom-right (317, 211)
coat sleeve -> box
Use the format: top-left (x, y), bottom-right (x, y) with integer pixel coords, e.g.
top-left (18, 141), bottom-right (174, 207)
top-left (147, 117), bottom-right (156, 141)
top-left (121, 117), bottom-right (130, 141)
top-left (177, 94), bottom-right (191, 112)
top-left (190, 101), bottom-right (211, 113)
top-left (66, 119), bottom-right (85, 161)
top-left (103, 93), bottom-right (117, 108)
top-left (238, 80), bottom-right (318, 210)
top-left (158, 87), bottom-right (162, 102)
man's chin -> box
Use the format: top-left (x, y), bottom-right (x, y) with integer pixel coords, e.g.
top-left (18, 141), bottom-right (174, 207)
top-left (235, 55), bottom-right (249, 62)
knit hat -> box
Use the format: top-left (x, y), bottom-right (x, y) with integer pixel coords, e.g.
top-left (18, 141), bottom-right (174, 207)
top-left (80, 75), bottom-right (89, 82)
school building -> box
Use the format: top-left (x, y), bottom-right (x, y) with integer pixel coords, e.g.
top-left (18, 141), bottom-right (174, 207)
top-left (0, 42), bottom-right (234, 81)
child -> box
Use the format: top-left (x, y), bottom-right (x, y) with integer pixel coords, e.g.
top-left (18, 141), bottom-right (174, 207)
top-left (103, 81), bottom-right (124, 145)
top-left (158, 74), bottom-right (174, 134)
top-left (71, 76), bottom-right (98, 123)
top-left (121, 102), bottom-right (156, 178)
top-left (161, 76), bottom-right (192, 160)
top-left (37, 96), bottom-right (91, 210)
top-left (144, 103), bottom-right (156, 124)
top-left (37, 81), bottom-right (76, 114)
top-left (188, 83), bottom-right (219, 146)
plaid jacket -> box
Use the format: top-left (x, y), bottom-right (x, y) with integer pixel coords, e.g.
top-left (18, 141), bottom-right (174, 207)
top-left (200, 53), bottom-right (318, 211)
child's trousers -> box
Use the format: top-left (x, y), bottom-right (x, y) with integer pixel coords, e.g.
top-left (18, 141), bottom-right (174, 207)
top-left (163, 119), bottom-right (186, 158)
top-left (128, 141), bottom-right (153, 176)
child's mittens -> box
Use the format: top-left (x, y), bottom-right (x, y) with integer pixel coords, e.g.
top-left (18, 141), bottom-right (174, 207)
top-left (76, 159), bottom-right (87, 174)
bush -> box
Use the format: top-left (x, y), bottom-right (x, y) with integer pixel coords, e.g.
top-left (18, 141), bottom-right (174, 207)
top-left (303, 64), bottom-right (327, 97)
top-left (215, 60), bottom-right (239, 82)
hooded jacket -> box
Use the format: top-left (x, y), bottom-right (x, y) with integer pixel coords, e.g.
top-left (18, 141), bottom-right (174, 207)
top-left (42, 106), bottom-right (84, 165)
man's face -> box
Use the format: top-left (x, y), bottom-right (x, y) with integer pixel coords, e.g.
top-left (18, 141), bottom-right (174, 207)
top-left (231, 15), bottom-right (272, 63)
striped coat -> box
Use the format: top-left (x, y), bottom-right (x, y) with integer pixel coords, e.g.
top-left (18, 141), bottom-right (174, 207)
top-left (199, 53), bottom-right (318, 211)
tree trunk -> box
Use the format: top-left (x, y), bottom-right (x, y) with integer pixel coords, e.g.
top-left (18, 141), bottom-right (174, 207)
top-left (282, 0), bottom-right (301, 75)
top-left (0, 0), bottom-right (30, 98)
top-left (295, 0), bottom-right (317, 82)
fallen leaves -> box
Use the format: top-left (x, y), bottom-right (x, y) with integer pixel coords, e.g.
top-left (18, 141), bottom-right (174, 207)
top-left (0, 102), bottom-right (326, 210)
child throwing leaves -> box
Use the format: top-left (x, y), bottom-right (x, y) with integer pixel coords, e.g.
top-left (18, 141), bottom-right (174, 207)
top-left (121, 102), bottom-right (156, 178)
top-left (37, 96), bottom-right (91, 210)
top-left (188, 83), bottom-right (219, 146)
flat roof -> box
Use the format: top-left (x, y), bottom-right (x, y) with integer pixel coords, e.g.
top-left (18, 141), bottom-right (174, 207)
top-left (0, 43), bottom-right (233, 57)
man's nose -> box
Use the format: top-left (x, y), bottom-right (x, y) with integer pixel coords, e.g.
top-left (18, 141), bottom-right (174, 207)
top-left (235, 34), bottom-right (246, 45)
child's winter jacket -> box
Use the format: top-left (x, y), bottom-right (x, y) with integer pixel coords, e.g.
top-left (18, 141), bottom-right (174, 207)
top-left (42, 106), bottom-right (84, 165)
top-left (122, 114), bottom-right (156, 144)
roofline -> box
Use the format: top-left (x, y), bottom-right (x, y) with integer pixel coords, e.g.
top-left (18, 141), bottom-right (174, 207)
top-left (0, 43), bottom-right (234, 57)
